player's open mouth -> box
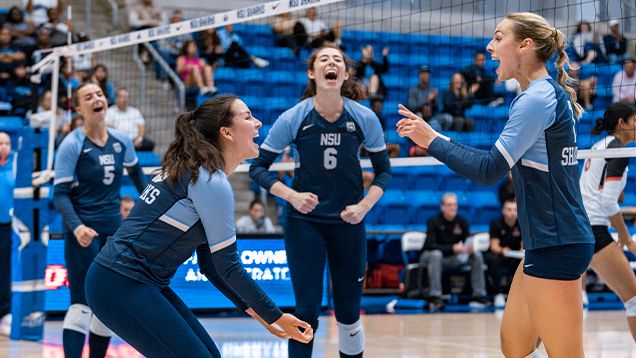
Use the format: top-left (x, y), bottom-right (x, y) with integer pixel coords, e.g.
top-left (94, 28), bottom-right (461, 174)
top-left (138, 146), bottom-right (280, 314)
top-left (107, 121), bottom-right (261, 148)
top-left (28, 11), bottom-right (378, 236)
top-left (325, 68), bottom-right (338, 83)
top-left (93, 105), bottom-right (104, 113)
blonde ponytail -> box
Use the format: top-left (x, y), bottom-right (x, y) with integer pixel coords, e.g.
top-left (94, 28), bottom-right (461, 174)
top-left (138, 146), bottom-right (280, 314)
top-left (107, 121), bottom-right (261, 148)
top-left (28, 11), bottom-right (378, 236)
top-left (553, 29), bottom-right (583, 119)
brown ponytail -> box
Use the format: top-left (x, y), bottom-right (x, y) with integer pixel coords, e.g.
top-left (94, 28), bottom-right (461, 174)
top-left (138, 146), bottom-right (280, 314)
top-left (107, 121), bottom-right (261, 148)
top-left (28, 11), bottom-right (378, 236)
top-left (160, 95), bottom-right (238, 185)
top-left (299, 44), bottom-right (367, 102)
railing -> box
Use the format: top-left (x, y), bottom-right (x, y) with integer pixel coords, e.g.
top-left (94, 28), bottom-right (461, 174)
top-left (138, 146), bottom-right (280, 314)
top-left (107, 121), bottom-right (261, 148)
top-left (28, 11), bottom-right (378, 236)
top-left (143, 42), bottom-right (186, 111)
top-left (131, 44), bottom-right (146, 105)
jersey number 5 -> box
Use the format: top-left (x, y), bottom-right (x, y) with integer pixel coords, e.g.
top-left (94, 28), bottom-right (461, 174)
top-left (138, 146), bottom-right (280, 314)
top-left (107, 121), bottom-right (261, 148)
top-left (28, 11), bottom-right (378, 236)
top-left (324, 148), bottom-right (337, 170)
top-left (103, 165), bottom-right (115, 185)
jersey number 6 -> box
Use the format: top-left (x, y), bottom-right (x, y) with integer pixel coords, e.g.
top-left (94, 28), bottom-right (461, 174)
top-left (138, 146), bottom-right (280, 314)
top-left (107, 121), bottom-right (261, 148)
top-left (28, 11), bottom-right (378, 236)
top-left (324, 148), bottom-right (337, 170)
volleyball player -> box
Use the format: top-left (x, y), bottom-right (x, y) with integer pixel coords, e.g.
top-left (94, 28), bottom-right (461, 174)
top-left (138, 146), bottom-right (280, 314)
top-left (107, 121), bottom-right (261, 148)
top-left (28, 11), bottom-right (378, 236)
top-left (397, 13), bottom-right (594, 358)
top-left (53, 83), bottom-right (147, 358)
top-left (580, 102), bottom-right (636, 341)
top-left (85, 95), bottom-right (313, 358)
top-left (250, 44), bottom-right (392, 358)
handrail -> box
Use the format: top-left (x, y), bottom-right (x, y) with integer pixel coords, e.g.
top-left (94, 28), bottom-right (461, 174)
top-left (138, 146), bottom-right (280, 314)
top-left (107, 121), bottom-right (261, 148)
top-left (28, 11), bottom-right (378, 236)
top-left (132, 44), bottom-right (146, 105)
top-left (106, 0), bottom-right (119, 34)
top-left (143, 42), bottom-right (186, 111)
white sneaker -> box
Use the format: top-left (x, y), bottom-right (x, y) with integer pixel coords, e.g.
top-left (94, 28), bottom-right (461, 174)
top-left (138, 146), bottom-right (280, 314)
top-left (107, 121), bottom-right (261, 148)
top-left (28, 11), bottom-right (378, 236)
top-left (494, 293), bottom-right (506, 308)
top-left (252, 57), bottom-right (269, 68)
top-left (0, 314), bottom-right (11, 336)
top-left (582, 290), bottom-right (589, 307)
top-left (162, 81), bottom-right (171, 91)
top-left (488, 97), bottom-right (505, 107)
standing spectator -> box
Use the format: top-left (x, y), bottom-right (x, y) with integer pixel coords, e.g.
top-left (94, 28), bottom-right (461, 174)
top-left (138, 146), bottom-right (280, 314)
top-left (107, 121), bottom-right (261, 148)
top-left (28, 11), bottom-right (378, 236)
top-left (442, 73), bottom-right (474, 132)
top-left (0, 28), bottom-right (26, 81)
top-left (354, 45), bottom-right (389, 99)
top-left (217, 25), bottom-right (269, 69)
top-left (417, 192), bottom-right (490, 309)
top-left (273, 12), bottom-right (305, 57)
top-left (566, 61), bottom-right (597, 110)
top-left (571, 21), bottom-right (606, 64)
top-left (176, 40), bottom-right (217, 95)
top-left (119, 195), bottom-right (135, 221)
top-left (604, 19), bottom-right (628, 61)
top-left (407, 66), bottom-right (451, 131)
top-left (157, 10), bottom-right (192, 84)
top-left (90, 65), bottom-right (115, 105)
top-left (128, 0), bottom-right (167, 30)
top-left (297, 7), bottom-right (343, 50)
top-left (0, 132), bottom-right (15, 337)
top-left (611, 58), bottom-right (636, 103)
top-left (462, 51), bottom-right (502, 105)
top-left (24, 0), bottom-right (63, 27)
top-left (105, 89), bottom-right (155, 151)
top-left (486, 198), bottom-right (523, 308)
top-left (3, 6), bottom-right (37, 48)
top-left (236, 199), bottom-right (276, 233)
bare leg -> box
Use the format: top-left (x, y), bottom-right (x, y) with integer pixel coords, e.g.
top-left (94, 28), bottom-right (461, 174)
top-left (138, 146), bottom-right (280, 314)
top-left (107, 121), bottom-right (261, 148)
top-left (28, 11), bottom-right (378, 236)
top-left (590, 243), bottom-right (636, 342)
top-left (202, 65), bottom-right (215, 88)
top-left (368, 74), bottom-right (380, 97)
top-left (332, 22), bottom-right (343, 42)
top-left (186, 69), bottom-right (205, 91)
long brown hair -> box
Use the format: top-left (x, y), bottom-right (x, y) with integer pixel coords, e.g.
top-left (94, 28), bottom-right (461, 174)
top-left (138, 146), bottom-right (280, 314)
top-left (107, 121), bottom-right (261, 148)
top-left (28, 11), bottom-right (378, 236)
top-left (160, 95), bottom-right (238, 185)
top-left (505, 12), bottom-right (583, 119)
top-left (299, 44), bottom-right (367, 102)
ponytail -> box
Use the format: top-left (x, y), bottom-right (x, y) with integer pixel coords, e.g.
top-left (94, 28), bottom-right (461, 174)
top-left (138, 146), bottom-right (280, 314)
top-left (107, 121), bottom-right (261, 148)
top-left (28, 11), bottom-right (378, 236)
top-left (591, 101), bottom-right (636, 136)
top-left (160, 95), bottom-right (237, 185)
top-left (591, 117), bottom-right (604, 136)
top-left (553, 29), bottom-right (583, 119)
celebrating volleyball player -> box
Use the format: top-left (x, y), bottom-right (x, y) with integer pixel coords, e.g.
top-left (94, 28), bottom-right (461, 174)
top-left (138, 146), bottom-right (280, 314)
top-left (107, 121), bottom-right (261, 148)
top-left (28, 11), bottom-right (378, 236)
top-left (397, 13), bottom-right (594, 358)
top-left (85, 95), bottom-right (313, 358)
top-left (250, 44), bottom-right (392, 358)
top-left (53, 83), bottom-right (147, 358)
top-left (580, 102), bottom-right (636, 342)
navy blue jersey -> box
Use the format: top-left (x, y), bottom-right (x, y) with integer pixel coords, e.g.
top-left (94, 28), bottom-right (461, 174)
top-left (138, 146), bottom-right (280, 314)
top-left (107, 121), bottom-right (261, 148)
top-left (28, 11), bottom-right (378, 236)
top-left (257, 97), bottom-right (388, 223)
top-left (54, 127), bottom-right (138, 233)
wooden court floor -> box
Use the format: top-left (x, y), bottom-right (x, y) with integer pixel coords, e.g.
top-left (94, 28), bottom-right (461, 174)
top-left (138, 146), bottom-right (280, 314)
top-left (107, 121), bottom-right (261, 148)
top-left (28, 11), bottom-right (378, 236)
top-left (1, 310), bottom-right (635, 357)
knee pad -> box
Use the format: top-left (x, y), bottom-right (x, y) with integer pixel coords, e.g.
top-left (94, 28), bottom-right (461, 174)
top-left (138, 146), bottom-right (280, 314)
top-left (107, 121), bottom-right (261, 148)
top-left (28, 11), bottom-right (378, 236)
top-left (337, 319), bottom-right (364, 356)
top-left (63, 304), bottom-right (92, 334)
top-left (522, 348), bottom-right (542, 358)
top-left (90, 315), bottom-right (113, 337)
top-left (625, 295), bottom-right (636, 317)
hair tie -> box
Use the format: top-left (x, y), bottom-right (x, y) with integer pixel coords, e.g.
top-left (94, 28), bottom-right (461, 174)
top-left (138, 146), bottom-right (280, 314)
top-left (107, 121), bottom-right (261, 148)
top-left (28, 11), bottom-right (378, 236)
top-left (188, 111), bottom-right (196, 122)
top-left (551, 27), bottom-right (557, 38)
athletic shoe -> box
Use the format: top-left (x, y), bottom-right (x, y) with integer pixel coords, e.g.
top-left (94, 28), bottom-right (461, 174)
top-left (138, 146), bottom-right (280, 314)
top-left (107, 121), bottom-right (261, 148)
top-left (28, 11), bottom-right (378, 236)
top-left (469, 296), bottom-right (493, 308)
top-left (252, 57), bottom-right (269, 68)
top-left (424, 296), bottom-right (445, 310)
top-left (494, 293), bottom-right (506, 308)
top-left (488, 97), bottom-right (505, 107)
top-left (0, 314), bottom-right (11, 336)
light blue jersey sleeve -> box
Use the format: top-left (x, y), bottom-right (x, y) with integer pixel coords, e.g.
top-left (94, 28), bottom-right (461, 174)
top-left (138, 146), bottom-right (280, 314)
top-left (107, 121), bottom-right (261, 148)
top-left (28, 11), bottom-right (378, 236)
top-left (260, 98), bottom-right (313, 154)
top-left (345, 98), bottom-right (387, 153)
top-left (108, 128), bottom-right (139, 167)
top-left (495, 81), bottom-right (557, 168)
top-left (188, 169), bottom-right (236, 252)
top-left (53, 130), bottom-right (82, 186)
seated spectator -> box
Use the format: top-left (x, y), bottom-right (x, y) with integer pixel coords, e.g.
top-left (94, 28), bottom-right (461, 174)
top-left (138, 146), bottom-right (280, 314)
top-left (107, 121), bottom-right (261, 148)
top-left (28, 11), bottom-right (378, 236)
top-left (27, 90), bottom-right (67, 147)
top-left (120, 195), bottom-right (135, 221)
top-left (69, 114), bottom-right (83, 131)
top-left (90, 64), bottom-right (115, 105)
top-left (604, 19), bottom-right (627, 61)
top-left (105, 88), bottom-right (155, 151)
top-left (611, 58), bottom-right (636, 103)
top-left (217, 25), bottom-right (269, 69)
top-left (407, 66), bottom-right (452, 131)
top-left (571, 21), bottom-right (606, 64)
top-left (35, 7), bottom-right (69, 47)
top-left (498, 171), bottom-right (515, 205)
top-left (195, 28), bottom-right (224, 69)
top-left (485, 198), bottom-right (523, 308)
top-left (157, 10), bottom-right (192, 84)
top-left (128, 0), bottom-right (167, 30)
top-left (0, 28), bottom-right (26, 81)
top-left (354, 45), bottom-right (389, 99)
top-left (176, 40), bottom-right (217, 95)
top-left (3, 6), bottom-right (36, 48)
top-left (236, 199), bottom-right (276, 233)
top-left (461, 51), bottom-right (502, 106)
top-left (29, 28), bottom-right (51, 65)
top-left (369, 98), bottom-right (400, 157)
top-left (7, 62), bottom-right (34, 112)
top-left (24, 0), bottom-right (63, 27)
top-left (566, 61), bottom-right (597, 110)
top-left (273, 12), bottom-right (305, 56)
top-left (417, 192), bottom-right (491, 309)
top-left (442, 73), bottom-right (474, 132)
top-left (297, 7), bottom-right (343, 50)
top-left (72, 32), bottom-right (96, 83)
top-left (57, 58), bottom-right (80, 92)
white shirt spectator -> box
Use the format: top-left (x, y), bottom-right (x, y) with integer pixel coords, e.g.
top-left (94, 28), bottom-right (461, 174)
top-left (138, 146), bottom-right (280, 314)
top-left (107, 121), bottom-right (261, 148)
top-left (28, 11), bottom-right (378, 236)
top-left (105, 105), bottom-right (145, 140)
top-left (235, 215), bottom-right (276, 233)
top-left (23, 0), bottom-right (59, 26)
top-left (611, 70), bottom-right (636, 103)
top-left (298, 17), bottom-right (328, 41)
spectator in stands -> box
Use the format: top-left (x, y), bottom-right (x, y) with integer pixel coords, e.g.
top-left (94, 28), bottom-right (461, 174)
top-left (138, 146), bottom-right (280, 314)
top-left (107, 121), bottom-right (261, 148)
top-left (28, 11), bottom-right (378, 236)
top-left (24, 0), bottom-right (63, 27)
top-left (120, 195), bottom-right (135, 221)
top-left (105, 88), bottom-right (155, 151)
top-left (27, 90), bottom-right (67, 147)
top-left (90, 64), bottom-right (115, 105)
top-left (417, 192), bottom-right (490, 310)
top-left (0, 132), bottom-right (15, 337)
top-left (498, 171), bottom-right (515, 205)
top-left (407, 66), bottom-right (452, 132)
top-left (236, 199), bottom-right (276, 233)
top-left (73, 32), bottom-right (96, 83)
top-left (566, 61), bottom-right (597, 110)
top-left (0, 28), bottom-right (26, 81)
top-left (30, 28), bottom-right (51, 65)
top-left (369, 99), bottom-right (400, 157)
top-left (572, 21), bottom-right (607, 64)
top-left (217, 25), bottom-right (269, 69)
top-left (128, 0), bottom-right (167, 30)
top-left (442, 73), bottom-right (474, 132)
top-left (273, 12), bottom-right (305, 57)
top-left (69, 114), bottom-right (83, 131)
top-left (354, 45), bottom-right (389, 99)
top-left (36, 7), bottom-right (69, 47)
top-left (195, 28), bottom-right (224, 70)
top-left (58, 57), bottom-right (80, 93)
top-left (176, 40), bottom-right (217, 96)
top-left (7, 62), bottom-right (34, 112)
top-left (612, 58), bottom-right (636, 103)
top-left (3, 6), bottom-right (36, 48)
top-left (298, 7), bottom-right (343, 50)
top-left (157, 10), bottom-right (192, 84)
top-left (462, 51), bottom-right (502, 106)
top-left (485, 198), bottom-right (523, 308)
top-left (604, 19), bottom-right (628, 61)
